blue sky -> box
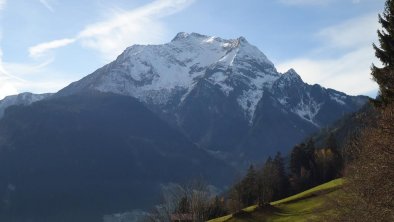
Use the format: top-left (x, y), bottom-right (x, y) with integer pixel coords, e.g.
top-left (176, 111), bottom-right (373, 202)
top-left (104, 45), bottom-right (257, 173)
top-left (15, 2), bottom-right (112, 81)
top-left (0, 0), bottom-right (385, 99)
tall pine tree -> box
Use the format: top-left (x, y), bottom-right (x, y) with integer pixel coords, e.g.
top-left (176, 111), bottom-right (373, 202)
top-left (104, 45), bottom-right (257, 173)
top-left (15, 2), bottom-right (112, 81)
top-left (336, 1), bottom-right (394, 220)
top-left (372, 0), bottom-right (394, 105)
top-left (240, 165), bottom-right (258, 206)
top-left (272, 152), bottom-right (290, 200)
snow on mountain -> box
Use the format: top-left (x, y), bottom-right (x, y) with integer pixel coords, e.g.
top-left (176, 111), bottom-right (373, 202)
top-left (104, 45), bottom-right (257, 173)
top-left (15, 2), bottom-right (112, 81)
top-left (0, 32), bottom-right (368, 169)
top-left (58, 32), bottom-right (367, 128)
top-left (60, 32), bottom-right (280, 121)
top-left (271, 69), bottom-right (323, 126)
top-left (329, 91), bottom-right (347, 105)
top-left (270, 68), bottom-right (365, 127)
top-left (0, 92), bottom-right (52, 118)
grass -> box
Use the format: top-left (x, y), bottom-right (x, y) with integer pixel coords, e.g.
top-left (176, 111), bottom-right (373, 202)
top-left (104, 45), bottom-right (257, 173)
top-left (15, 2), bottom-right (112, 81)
top-left (208, 178), bottom-right (344, 222)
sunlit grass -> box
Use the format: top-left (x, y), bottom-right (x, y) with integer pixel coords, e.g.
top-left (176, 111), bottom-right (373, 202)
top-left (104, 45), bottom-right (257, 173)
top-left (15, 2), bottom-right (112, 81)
top-left (207, 178), bottom-right (344, 222)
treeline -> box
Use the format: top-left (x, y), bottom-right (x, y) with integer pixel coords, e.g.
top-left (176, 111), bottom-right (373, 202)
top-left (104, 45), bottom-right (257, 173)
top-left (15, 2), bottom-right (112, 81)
top-left (227, 133), bottom-right (343, 212)
top-left (227, 153), bottom-right (289, 212)
top-left (146, 133), bottom-right (345, 222)
top-left (146, 180), bottom-right (229, 222)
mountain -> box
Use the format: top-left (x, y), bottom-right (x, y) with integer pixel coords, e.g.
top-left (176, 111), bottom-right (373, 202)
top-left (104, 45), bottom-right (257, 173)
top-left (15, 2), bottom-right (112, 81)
top-left (240, 69), bottom-right (368, 159)
top-left (58, 32), bottom-right (368, 161)
top-left (0, 32), bottom-right (368, 221)
top-left (0, 92), bottom-right (233, 222)
top-left (0, 92), bottom-right (52, 118)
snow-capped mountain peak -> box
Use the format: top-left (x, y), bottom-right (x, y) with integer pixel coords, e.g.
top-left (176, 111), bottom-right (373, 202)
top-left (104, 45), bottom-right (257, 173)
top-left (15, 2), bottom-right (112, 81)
top-left (60, 33), bottom-right (280, 119)
top-left (282, 69), bottom-right (302, 81)
top-left (57, 32), bottom-right (367, 127)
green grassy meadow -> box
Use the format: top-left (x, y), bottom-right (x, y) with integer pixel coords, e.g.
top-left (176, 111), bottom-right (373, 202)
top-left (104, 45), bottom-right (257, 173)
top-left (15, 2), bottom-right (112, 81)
top-left (208, 178), bottom-right (344, 222)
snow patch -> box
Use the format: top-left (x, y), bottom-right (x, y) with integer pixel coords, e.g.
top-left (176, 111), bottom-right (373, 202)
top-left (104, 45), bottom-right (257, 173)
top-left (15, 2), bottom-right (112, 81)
top-left (292, 96), bottom-right (322, 127)
top-left (330, 93), bottom-right (346, 105)
top-left (278, 97), bottom-right (289, 105)
top-left (0, 92), bottom-right (51, 118)
top-left (204, 36), bottom-right (216, 43)
top-left (237, 74), bottom-right (279, 123)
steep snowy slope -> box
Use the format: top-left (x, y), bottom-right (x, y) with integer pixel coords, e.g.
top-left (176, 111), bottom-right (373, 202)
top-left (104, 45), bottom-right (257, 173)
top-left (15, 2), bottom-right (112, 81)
top-left (59, 32), bottom-right (279, 121)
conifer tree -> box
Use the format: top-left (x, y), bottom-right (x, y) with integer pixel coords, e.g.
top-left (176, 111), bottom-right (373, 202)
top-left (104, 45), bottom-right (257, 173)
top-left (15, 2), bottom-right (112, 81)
top-left (240, 165), bottom-right (258, 206)
top-left (290, 144), bottom-right (305, 177)
top-left (258, 157), bottom-right (275, 206)
top-left (372, 0), bottom-right (394, 105)
top-left (273, 152), bottom-right (290, 200)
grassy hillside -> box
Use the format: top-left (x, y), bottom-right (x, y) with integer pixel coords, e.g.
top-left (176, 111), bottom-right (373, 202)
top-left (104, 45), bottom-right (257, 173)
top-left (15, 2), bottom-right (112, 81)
top-left (209, 178), bottom-right (344, 222)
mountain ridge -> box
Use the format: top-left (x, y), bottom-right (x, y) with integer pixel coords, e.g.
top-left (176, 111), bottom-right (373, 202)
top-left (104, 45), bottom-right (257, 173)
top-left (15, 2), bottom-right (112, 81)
top-left (0, 32), bottom-right (368, 161)
top-left (56, 32), bottom-right (366, 159)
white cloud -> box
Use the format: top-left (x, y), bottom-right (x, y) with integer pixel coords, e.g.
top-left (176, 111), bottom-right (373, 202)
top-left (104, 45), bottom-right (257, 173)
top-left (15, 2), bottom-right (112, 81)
top-left (0, 0), bottom-right (195, 99)
top-left (317, 13), bottom-right (379, 49)
top-left (0, 46), bottom-right (62, 99)
top-left (39, 0), bottom-right (54, 12)
top-left (0, 0), bottom-right (15, 99)
top-left (29, 0), bottom-right (195, 61)
top-left (0, 49), bottom-right (21, 99)
top-left (277, 46), bottom-right (378, 96)
top-left (0, 59), bottom-right (73, 99)
top-left (78, 0), bottom-right (195, 60)
top-left (28, 38), bottom-right (76, 58)
top-left (278, 13), bottom-right (380, 96)
top-left (0, 80), bottom-right (17, 99)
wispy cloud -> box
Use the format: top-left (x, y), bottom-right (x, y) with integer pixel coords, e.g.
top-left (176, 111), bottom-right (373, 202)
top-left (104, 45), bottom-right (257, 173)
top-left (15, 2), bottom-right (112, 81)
top-left (317, 13), bottom-right (379, 49)
top-left (29, 38), bottom-right (76, 58)
top-left (39, 0), bottom-right (54, 12)
top-left (0, 0), bottom-right (17, 99)
top-left (0, 0), bottom-right (60, 99)
top-left (277, 46), bottom-right (377, 96)
top-left (29, 0), bottom-right (195, 61)
top-left (0, 49), bottom-right (25, 99)
top-left (277, 13), bottom-right (380, 96)
top-left (0, 0), bottom-right (195, 99)
top-left (0, 57), bottom-right (73, 99)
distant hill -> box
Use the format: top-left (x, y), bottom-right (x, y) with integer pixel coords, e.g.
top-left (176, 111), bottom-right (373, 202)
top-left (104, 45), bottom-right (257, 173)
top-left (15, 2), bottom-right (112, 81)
top-left (0, 92), bottom-right (234, 221)
top-left (0, 92), bottom-right (52, 118)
